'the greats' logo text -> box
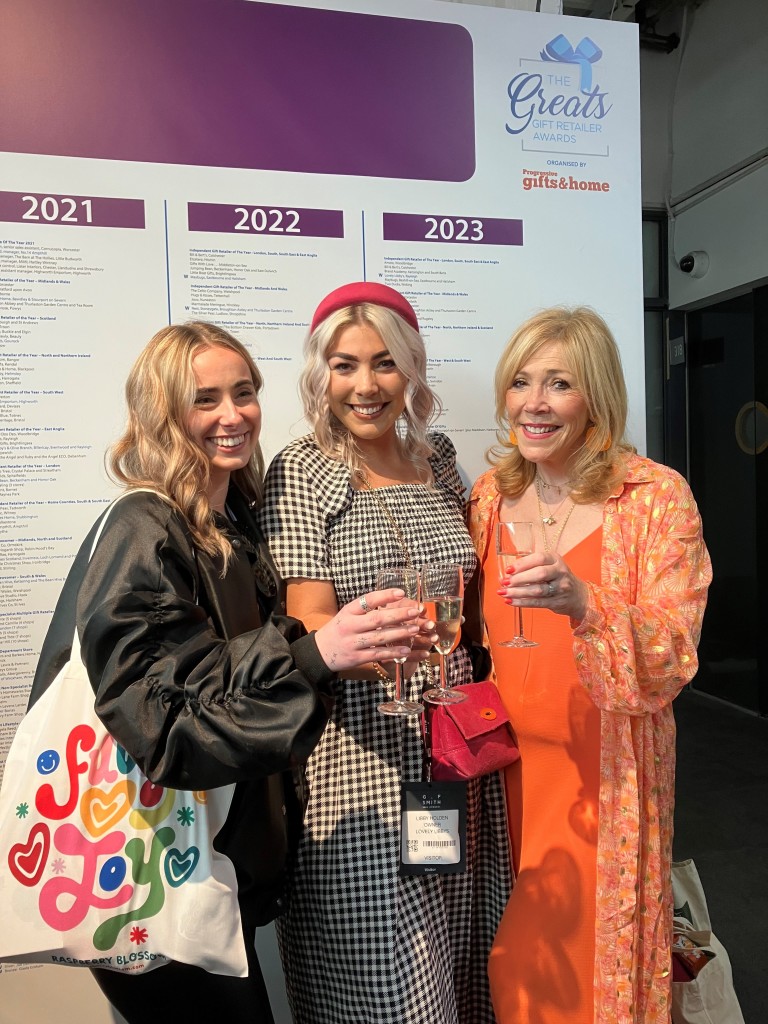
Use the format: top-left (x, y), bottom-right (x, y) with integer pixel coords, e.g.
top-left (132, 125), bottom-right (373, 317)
top-left (506, 34), bottom-right (613, 141)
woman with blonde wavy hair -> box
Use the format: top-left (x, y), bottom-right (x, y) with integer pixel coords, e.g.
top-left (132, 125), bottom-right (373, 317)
top-left (28, 320), bottom-right (421, 1024)
top-left (260, 282), bottom-right (512, 1024)
top-left (469, 306), bottom-right (711, 1024)
top-left (109, 320), bottom-right (265, 560)
top-left (298, 297), bottom-right (437, 483)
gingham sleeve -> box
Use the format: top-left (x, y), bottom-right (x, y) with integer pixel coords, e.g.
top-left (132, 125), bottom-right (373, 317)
top-left (429, 432), bottom-right (466, 511)
top-left (260, 436), bottom-right (349, 581)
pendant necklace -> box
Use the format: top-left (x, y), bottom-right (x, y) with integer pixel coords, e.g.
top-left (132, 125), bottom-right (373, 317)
top-left (535, 476), bottom-right (576, 552)
top-left (535, 473), bottom-right (571, 526)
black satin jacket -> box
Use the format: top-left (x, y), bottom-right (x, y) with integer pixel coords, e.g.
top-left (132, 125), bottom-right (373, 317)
top-left (30, 486), bottom-right (335, 926)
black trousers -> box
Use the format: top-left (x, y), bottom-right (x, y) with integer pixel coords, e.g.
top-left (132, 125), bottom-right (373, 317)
top-left (90, 930), bottom-right (275, 1024)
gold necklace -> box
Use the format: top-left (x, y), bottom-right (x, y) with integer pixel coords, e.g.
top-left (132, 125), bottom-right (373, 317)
top-left (535, 474), bottom-right (570, 526)
top-left (535, 480), bottom-right (576, 552)
top-left (538, 477), bottom-right (569, 496)
top-left (358, 471), bottom-right (413, 569)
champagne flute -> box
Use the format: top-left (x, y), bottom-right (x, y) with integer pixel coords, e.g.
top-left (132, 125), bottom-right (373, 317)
top-left (374, 567), bottom-right (423, 717)
top-left (421, 562), bottom-right (467, 705)
top-left (496, 522), bottom-right (538, 648)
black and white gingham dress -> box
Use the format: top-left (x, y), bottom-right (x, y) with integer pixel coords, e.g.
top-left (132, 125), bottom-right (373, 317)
top-left (260, 433), bottom-right (511, 1024)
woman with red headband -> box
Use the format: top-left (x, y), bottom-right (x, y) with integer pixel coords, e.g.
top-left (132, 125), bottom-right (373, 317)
top-left (260, 283), bottom-right (511, 1024)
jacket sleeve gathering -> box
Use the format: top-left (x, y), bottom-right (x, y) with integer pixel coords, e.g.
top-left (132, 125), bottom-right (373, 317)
top-left (572, 468), bottom-right (711, 715)
top-left (76, 494), bottom-right (333, 790)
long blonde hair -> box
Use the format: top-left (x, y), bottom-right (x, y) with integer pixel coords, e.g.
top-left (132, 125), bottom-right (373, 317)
top-left (490, 307), bottom-right (635, 502)
top-left (299, 303), bottom-right (439, 484)
top-left (108, 321), bottom-right (264, 562)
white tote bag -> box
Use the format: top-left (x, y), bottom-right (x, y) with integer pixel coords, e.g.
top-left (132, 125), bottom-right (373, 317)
top-left (0, 494), bottom-right (248, 976)
top-left (671, 858), bottom-right (745, 1024)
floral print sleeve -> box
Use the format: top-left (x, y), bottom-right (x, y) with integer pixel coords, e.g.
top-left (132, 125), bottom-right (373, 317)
top-left (573, 460), bottom-right (712, 715)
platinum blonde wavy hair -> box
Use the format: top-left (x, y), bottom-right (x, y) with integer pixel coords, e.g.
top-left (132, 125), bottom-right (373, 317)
top-left (489, 306), bottom-right (635, 503)
top-left (299, 303), bottom-right (440, 484)
top-left (108, 321), bottom-right (264, 564)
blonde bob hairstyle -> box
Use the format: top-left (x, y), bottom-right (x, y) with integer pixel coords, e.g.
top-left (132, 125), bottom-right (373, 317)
top-left (108, 321), bottom-right (264, 563)
top-left (490, 306), bottom-right (635, 503)
top-left (299, 303), bottom-right (440, 484)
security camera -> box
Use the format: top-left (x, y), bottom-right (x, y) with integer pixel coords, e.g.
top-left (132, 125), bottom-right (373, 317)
top-left (678, 251), bottom-right (709, 278)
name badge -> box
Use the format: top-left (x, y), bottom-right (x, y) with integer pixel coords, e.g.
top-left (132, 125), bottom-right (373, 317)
top-left (400, 781), bottom-right (467, 876)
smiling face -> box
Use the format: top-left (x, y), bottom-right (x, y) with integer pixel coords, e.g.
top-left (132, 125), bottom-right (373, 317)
top-left (326, 322), bottom-right (408, 447)
top-left (36, 749), bottom-right (60, 775)
top-left (505, 341), bottom-right (591, 475)
top-left (187, 345), bottom-right (261, 503)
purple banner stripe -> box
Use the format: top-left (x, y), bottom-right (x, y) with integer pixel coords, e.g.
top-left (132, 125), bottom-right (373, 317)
top-left (0, 192), bottom-right (144, 229)
top-left (1, 0), bottom-right (475, 183)
top-left (383, 213), bottom-right (524, 246)
top-left (188, 203), bottom-right (344, 239)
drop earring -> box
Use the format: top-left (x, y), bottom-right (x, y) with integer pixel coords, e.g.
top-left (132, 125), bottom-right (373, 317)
top-left (586, 425), bottom-right (612, 452)
top-left (508, 429), bottom-right (518, 446)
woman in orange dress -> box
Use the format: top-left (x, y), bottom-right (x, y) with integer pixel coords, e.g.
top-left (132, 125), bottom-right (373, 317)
top-left (469, 307), bottom-right (711, 1024)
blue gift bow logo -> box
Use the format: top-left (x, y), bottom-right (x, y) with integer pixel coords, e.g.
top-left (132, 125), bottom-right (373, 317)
top-left (540, 35), bottom-right (603, 93)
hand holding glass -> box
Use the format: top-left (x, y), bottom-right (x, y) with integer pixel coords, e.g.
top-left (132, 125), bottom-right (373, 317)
top-left (421, 562), bottom-right (467, 705)
top-left (374, 568), bottom-right (423, 716)
top-left (496, 522), bottom-right (538, 648)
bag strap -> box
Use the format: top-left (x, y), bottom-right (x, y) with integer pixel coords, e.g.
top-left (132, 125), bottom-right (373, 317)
top-left (87, 488), bottom-right (166, 557)
top-left (71, 488), bottom-right (166, 661)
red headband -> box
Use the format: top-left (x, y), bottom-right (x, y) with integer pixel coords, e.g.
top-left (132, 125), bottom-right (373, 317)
top-left (310, 281), bottom-right (419, 334)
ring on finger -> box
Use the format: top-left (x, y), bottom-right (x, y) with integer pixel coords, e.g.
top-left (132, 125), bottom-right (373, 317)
top-left (546, 581), bottom-right (555, 597)
top-left (359, 595), bottom-right (370, 613)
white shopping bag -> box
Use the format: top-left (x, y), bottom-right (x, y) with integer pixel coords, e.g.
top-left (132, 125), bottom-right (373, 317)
top-left (0, 495), bottom-right (248, 976)
top-left (671, 859), bottom-right (745, 1024)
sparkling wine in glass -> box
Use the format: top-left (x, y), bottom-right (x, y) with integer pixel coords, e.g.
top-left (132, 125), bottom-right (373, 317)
top-left (375, 567), bottom-right (423, 717)
top-left (421, 563), bottom-right (467, 705)
top-left (496, 522), bottom-right (538, 649)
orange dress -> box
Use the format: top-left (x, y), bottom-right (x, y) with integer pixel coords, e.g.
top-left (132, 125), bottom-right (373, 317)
top-left (471, 459), bottom-right (712, 1023)
top-left (483, 506), bottom-right (602, 1024)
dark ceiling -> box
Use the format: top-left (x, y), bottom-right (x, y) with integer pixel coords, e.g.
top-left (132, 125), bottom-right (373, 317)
top-left (562, 0), bottom-right (689, 51)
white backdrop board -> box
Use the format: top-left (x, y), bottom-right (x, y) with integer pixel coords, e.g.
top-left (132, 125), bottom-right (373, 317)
top-left (0, 1), bottom-right (642, 1019)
